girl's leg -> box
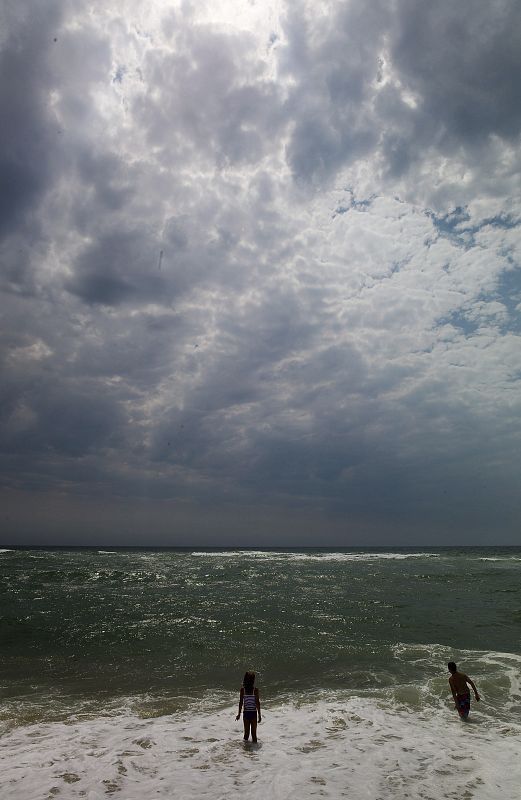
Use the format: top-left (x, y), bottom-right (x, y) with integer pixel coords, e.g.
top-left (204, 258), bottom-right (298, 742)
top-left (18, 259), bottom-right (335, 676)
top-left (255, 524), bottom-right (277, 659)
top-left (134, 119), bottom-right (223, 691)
top-left (250, 719), bottom-right (257, 743)
top-left (243, 719), bottom-right (251, 741)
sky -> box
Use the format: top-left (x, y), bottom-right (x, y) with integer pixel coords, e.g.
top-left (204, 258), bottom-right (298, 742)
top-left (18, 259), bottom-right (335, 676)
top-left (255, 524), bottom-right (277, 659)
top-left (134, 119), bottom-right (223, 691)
top-left (1, 0), bottom-right (521, 546)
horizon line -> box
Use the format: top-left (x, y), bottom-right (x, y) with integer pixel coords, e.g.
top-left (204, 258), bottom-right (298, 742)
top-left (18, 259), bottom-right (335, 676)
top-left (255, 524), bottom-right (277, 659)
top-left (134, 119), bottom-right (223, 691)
top-left (2, 543), bottom-right (520, 550)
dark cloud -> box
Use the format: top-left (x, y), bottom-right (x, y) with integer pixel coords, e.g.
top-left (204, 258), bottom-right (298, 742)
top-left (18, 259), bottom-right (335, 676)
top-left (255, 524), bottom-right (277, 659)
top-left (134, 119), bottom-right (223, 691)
top-left (4, 381), bottom-right (124, 458)
top-left (390, 0), bottom-right (521, 144)
top-left (0, 3), bottom-right (63, 238)
top-left (281, 0), bottom-right (521, 191)
top-left (1, 0), bottom-right (520, 544)
top-left (134, 14), bottom-right (285, 168)
top-left (67, 228), bottom-right (164, 305)
top-left (74, 151), bottom-right (134, 214)
top-left (281, 2), bottom-right (386, 182)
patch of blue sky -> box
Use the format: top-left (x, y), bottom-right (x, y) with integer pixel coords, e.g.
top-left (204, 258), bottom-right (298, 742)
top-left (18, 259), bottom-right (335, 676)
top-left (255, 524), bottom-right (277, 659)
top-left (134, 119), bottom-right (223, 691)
top-left (493, 268), bottom-right (521, 331)
top-left (438, 308), bottom-right (481, 337)
top-left (428, 207), bottom-right (521, 250)
top-left (332, 189), bottom-right (377, 218)
top-left (112, 65), bottom-right (126, 84)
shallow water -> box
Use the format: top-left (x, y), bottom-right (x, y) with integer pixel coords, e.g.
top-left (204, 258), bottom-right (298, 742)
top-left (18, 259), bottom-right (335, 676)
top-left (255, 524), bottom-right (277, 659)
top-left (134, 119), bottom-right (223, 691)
top-left (1, 547), bottom-right (520, 798)
top-left (2, 691), bottom-right (521, 800)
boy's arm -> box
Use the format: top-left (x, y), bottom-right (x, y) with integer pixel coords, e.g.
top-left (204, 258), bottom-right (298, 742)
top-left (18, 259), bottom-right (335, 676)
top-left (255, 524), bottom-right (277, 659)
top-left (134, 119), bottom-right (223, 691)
top-left (465, 675), bottom-right (480, 701)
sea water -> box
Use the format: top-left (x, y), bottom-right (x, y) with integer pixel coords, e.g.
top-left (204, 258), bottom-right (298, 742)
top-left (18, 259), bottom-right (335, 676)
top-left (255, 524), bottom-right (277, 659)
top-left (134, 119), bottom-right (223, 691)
top-left (1, 547), bottom-right (520, 799)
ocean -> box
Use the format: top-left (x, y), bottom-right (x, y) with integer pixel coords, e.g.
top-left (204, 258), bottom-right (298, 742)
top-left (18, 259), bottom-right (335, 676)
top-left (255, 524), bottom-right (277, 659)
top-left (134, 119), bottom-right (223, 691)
top-left (1, 546), bottom-right (520, 799)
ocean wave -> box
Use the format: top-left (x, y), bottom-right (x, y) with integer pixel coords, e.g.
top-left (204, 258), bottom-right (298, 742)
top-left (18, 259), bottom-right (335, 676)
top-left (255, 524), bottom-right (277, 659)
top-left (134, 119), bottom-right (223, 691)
top-left (1, 694), bottom-right (520, 800)
top-left (190, 551), bottom-right (439, 562)
top-left (287, 552), bottom-right (439, 562)
top-left (190, 551), bottom-right (270, 558)
top-left (0, 549), bottom-right (14, 554)
top-left (479, 557), bottom-right (521, 562)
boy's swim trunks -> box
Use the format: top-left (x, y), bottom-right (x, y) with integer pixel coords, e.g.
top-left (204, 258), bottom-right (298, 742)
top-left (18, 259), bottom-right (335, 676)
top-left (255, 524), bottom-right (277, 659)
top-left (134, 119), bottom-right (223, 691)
top-left (456, 692), bottom-right (471, 717)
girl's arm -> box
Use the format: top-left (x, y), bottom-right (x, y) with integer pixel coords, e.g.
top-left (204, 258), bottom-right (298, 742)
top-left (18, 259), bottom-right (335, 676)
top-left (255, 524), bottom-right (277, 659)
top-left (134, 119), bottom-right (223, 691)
top-left (235, 687), bottom-right (244, 720)
top-left (255, 687), bottom-right (261, 722)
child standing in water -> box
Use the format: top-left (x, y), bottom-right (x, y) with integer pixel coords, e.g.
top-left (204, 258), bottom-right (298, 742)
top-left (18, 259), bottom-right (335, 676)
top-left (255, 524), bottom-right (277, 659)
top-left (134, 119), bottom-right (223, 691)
top-left (236, 671), bottom-right (261, 741)
top-left (448, 661), bottom-right (480, 719)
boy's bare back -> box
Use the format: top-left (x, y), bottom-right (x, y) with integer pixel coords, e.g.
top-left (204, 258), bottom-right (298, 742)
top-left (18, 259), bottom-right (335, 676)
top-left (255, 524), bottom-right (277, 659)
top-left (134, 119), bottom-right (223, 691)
top-left (449, 671), bottom-right (471, 695)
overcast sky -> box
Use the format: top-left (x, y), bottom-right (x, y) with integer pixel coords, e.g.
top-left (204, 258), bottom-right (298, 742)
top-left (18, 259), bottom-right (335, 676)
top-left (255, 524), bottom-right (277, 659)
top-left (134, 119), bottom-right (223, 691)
top-left (1, 0), bottom-right (520, 546)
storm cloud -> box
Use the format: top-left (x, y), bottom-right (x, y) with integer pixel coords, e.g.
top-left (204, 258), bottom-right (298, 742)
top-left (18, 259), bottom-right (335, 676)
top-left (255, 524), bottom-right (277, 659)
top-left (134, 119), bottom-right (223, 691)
top-left (1, 0), bottom-right (520, 545)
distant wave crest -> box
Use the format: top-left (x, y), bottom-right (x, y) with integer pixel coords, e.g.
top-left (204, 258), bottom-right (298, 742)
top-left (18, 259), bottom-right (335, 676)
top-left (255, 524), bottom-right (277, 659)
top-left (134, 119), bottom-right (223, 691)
top-left (479, 557), bottom-right (521, 562)
top-left (190, 551), bottom-right (438, 561)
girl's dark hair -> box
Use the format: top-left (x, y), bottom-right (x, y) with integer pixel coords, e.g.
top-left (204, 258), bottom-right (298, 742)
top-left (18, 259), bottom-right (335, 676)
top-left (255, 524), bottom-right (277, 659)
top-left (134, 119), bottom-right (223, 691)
top-left (243, 671), bottom-right (255, 691)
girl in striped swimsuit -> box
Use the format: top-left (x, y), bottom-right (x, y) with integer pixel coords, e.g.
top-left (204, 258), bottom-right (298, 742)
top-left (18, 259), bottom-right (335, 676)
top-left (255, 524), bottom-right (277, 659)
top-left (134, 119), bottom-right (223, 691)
top-left (236, 671), bottom-right (261, 742)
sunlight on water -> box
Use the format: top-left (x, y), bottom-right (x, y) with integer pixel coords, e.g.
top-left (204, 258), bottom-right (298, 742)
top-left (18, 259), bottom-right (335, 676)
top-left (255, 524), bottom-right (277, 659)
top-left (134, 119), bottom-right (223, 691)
top-left (1, 547), bottom-right (520, 798)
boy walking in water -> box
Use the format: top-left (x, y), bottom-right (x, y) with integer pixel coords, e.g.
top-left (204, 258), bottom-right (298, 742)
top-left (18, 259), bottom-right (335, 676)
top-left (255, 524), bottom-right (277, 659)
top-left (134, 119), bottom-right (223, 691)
top-left (448, 662), bottom-right (480, 719)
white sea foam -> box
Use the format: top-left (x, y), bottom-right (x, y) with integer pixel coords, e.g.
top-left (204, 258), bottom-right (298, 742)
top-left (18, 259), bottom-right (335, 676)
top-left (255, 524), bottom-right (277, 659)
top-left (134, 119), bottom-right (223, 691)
top-left (2, 694), bottom-right (520, 800)
top-left (0, 548), bottom-right (14, 553)
top-left (190, 551), bottom-right (438, 562)
top-left (191, 550), bottom-right (269, 558)
top-left (97, 551), bottom-right (118, 554)
top-left (479, 557), bottom-right (521, 562)
top-left (286, 552), bottom-right (439, 562)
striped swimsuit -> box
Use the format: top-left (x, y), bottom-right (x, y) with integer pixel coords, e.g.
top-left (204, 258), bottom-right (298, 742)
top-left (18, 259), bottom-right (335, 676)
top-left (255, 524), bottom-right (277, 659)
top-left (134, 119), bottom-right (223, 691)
top-left (243, 691), bottom-right (257, 721)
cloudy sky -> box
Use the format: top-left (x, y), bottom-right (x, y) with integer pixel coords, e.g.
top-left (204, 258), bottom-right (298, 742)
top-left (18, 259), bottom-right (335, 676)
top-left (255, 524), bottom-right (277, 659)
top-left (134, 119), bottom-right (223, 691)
top-left (1, 0), bottom-right (521, 545)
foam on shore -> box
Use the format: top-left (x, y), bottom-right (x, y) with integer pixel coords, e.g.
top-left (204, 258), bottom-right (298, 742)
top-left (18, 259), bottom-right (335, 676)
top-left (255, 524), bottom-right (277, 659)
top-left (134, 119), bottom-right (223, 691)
top-left (2, 694), bottom-right (520, 800)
